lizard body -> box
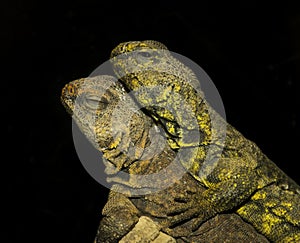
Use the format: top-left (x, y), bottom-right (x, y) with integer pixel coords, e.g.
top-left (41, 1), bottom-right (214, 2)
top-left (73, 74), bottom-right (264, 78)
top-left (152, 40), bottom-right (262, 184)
top-left (61, 75), bottom-right (270, 242)
top-left (110, 41), bottom-right (300, 242)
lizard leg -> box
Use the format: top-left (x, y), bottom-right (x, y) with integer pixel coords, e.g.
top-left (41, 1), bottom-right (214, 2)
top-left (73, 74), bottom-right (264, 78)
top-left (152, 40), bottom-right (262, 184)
top-left (162, 158), bottom-right (261, 236)
top-left (95, 190), bottom-right (140, 242)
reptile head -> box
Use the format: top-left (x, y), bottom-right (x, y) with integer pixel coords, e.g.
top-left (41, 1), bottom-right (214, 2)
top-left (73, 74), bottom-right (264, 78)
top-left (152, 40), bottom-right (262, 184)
top-left (61, 75), bottom-right (128, 151)
top-left (61, 75), bottom-right (155, 170)
top-left (110, 40), bottom-right (170, 77)
top-left (61, 76), bottom-right (116, 118)
top-left (110, 40), bottom-right (200, 91)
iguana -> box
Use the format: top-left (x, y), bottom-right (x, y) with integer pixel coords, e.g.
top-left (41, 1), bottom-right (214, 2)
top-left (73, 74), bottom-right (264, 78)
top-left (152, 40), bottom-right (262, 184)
top-left (61, 75), bottom-right (270, 242)
top-left (109, 40), bottom-right (300, 242)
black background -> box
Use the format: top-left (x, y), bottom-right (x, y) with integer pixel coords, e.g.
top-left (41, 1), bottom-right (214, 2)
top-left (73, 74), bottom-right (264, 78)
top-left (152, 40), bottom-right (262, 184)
top-left (3, 1), bottom-right (298, 242)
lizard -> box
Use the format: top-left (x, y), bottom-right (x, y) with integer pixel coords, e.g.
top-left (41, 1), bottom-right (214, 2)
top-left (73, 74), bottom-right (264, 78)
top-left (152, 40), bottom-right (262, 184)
top-left (61, 75), bottom-right (270, 242)
top-left (109, 40), bottom-right (300, 242)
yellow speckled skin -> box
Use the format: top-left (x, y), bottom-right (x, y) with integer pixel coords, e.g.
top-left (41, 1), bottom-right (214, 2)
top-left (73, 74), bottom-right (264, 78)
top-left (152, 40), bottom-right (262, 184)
top-left (110, 41), bottom-right (300, 242)
top-left (61, 75), bottom-right (156, 172)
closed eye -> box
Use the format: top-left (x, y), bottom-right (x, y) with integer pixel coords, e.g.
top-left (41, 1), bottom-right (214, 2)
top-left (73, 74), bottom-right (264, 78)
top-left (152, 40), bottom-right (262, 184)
top-left (138, 51), bottom-right (151, 58)
top-left (83, 94), bottom-right (109, 110)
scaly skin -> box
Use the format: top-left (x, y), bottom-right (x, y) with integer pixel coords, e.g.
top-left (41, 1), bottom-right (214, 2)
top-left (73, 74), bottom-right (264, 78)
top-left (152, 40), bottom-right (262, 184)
top-left (110, 40), bottom-right (300, 242)
top-left (61, 75), bottom-right (163, 179)
top-left (61, 75), bottom-right (162, 241)
top-left (61, 75), bottom-right (270, 242)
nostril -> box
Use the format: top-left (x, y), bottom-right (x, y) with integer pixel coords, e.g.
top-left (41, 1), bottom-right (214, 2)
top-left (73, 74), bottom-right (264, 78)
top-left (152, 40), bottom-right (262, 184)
top-left (67, 85), bottom-right (75, 95)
